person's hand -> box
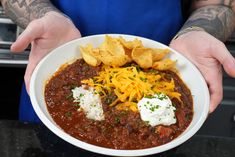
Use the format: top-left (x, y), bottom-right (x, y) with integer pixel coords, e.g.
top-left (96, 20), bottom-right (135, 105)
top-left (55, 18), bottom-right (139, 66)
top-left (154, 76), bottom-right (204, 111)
top-left (11, 11), bottom-right (81, 93)
top-left (170, 31), bottom-right (235, 113)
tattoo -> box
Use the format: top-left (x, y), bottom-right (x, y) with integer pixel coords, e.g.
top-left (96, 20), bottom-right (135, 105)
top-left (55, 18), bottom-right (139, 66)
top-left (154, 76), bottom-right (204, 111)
top-left (176, 5), bottom-right (235, 42)
top-left (228, 0), bottom-right (235, 6)
top-left (194, 0), bottom-right (235, 8)
top-left (1, 0), bottom-right (60, 28)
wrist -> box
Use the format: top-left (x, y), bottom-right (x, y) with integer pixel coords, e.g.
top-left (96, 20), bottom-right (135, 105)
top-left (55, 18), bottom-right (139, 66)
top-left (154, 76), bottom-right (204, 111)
top-left (173, 26), bottom-right (205, 40)
top-left (44, 11), bottom-right (74, 25)
top-left (176, 5), bottom-right (235, 42)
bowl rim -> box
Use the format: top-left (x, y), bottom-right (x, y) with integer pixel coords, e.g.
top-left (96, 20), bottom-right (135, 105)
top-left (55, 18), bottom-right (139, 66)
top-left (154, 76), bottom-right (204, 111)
top-left (30, 34), bottom-right (210, 156)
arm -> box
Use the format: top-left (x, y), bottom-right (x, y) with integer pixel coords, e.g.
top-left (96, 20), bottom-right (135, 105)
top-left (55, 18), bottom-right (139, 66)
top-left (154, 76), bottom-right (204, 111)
top-left (176, 0), bottom-right (235, 42)
top-left (1, 0), bottom-right (61, 28)
top-left (1, 0), bottom-right (81, 92)
top-left (170, 0), bottom-right (235, 113)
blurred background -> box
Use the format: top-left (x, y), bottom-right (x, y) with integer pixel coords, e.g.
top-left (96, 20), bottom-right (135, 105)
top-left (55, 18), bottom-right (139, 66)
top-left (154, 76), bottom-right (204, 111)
top-left (0, 3), bottom-right (234, 138)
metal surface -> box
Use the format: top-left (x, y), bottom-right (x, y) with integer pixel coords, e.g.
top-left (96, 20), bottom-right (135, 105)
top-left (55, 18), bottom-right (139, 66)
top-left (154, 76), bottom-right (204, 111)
top-left (0, 6), bottom-right (28, 67)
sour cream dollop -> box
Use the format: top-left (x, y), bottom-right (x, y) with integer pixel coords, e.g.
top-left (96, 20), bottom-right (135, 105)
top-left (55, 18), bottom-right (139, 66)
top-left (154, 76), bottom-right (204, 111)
top-left (137, 93), bottom-right (176, 126)
top-left (72, 85), bottom-right (104, 121)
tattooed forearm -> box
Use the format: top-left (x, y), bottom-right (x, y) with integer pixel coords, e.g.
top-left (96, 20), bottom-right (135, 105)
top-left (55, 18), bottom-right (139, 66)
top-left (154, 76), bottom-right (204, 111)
top-left (176, 5), bottom-right (235, 42)
top-left (1, 0), bottom-right (60, 28)
top-left (193, 0), bottom-right (235, 12)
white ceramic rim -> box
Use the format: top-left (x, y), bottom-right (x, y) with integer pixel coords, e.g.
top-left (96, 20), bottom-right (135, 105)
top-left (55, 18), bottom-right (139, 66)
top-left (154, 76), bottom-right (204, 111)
top-left (30, 34), bottom-right (210, 156)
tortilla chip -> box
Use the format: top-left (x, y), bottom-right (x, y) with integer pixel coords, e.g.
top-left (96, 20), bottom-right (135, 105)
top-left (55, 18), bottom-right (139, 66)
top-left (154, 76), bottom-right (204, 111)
top-left (79, 44), bottom-right (101, 66)
top-left (152, 59), bottom-right (176, 71)
top-left (132, 47), bottom-right (153, 68)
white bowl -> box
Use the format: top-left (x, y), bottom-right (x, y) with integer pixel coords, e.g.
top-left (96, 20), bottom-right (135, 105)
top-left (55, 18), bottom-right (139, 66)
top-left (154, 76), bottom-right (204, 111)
top-left (30, 34), bottom-right (210, 156)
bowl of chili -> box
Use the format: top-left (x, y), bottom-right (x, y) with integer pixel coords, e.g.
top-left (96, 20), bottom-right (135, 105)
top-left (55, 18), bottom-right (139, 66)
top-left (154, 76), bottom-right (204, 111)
top-left (30, 34), bottom-right (210, 156)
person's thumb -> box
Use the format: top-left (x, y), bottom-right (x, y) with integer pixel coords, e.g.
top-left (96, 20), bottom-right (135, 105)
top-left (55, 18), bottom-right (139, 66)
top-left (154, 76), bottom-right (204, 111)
top-left (212, 42), bottom-right (235, 77)
top-left (11, 20), bottom-right (44, 52)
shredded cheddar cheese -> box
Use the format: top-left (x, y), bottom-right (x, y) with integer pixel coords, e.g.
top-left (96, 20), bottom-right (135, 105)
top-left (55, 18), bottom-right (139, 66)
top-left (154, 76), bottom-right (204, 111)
top-left (82, 65), bottom-right (181, 112)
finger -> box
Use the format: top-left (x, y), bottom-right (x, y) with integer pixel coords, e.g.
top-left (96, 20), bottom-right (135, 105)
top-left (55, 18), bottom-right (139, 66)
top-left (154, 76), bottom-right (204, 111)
top-left (209, 83), bottom-right (223, 113)
top-left (212, 42), bottom-right (235, 77)
top-left (24, 44), bottom-right (45, 94)
top-left (11, 20), bottom-right (44, 53)
top-left (24, 64), bottom-right (31, 94)
top-left (205, 67), bottom-right (223, 113)
top-left (223, 55), bottom-right (235, 77)
top-left (24, 54), bottom-right (40, 94)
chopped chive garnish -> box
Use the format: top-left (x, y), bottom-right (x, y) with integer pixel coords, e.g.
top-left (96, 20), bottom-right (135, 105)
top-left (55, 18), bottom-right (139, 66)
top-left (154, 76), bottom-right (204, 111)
top-left (65, 111), bottom-right (72, 117)
top-left (66, 93), bottom-right (73, 99)
top-left (115, 117), bottom-right (120, 124)
top-left (140, 77), bottom-right (147, 82)
top-left (128, 76), bottom-right (134, 80)
top-left (73, 103), bottom-right (80, 107)
top-left (144, 95), bottom-right (155, 99)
